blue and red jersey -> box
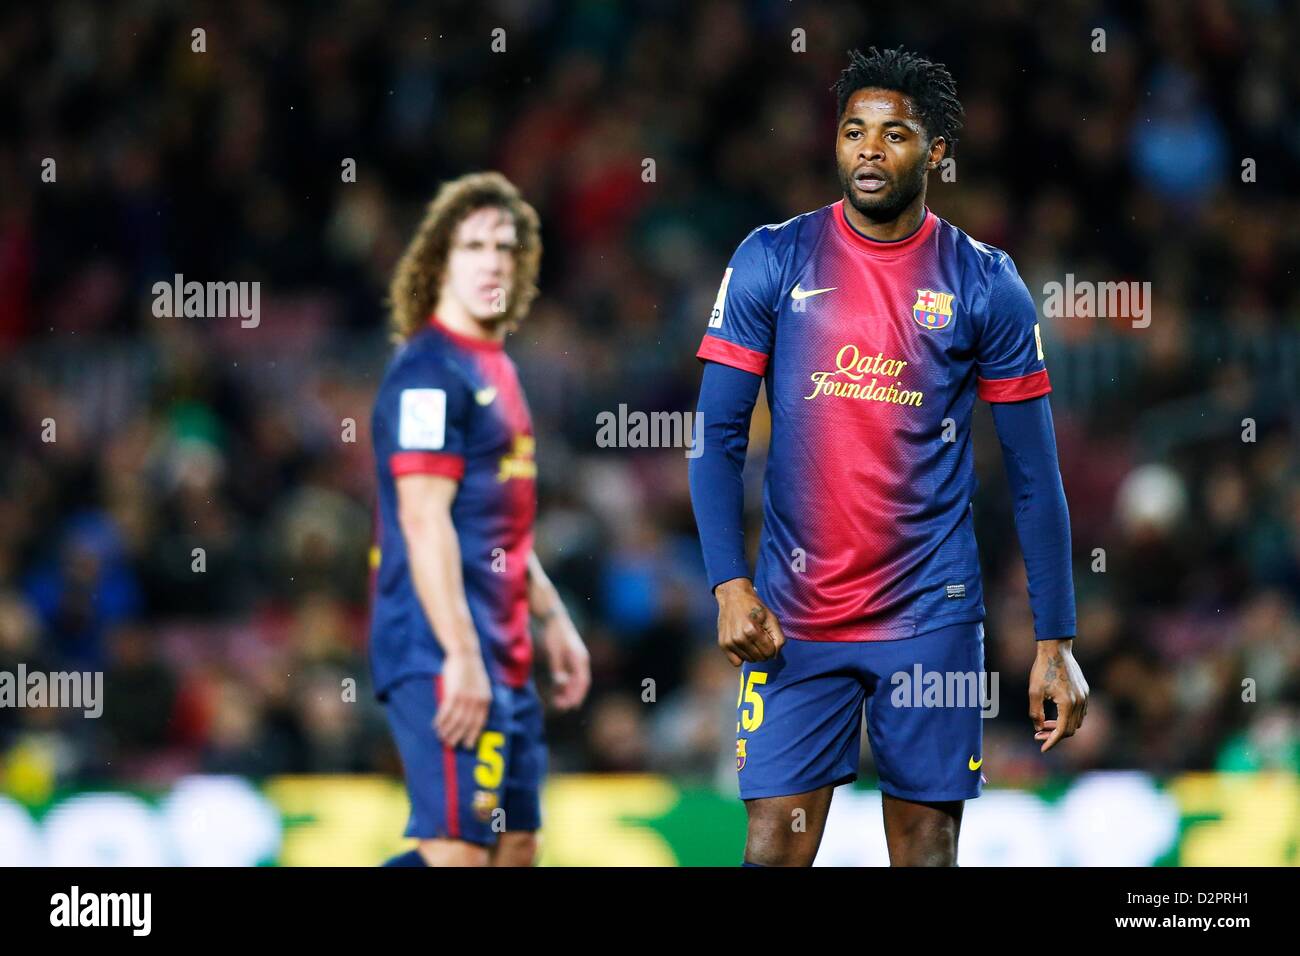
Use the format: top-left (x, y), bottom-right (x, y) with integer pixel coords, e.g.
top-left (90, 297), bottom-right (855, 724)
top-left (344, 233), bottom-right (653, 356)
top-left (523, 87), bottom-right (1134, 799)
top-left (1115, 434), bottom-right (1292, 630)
top-left (370, 318), bottom-right (537, 697)
top-left (696, 200), bottom-right (1051, 641)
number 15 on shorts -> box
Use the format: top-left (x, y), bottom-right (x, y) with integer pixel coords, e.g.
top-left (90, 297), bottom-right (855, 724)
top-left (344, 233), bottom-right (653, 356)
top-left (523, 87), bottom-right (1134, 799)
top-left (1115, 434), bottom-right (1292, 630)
top-left (737, 671), bottom-right (767, 732)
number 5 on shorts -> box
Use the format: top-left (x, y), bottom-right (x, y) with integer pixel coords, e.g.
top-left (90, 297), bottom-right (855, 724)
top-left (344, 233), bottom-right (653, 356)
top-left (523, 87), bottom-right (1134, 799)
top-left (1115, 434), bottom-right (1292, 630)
top-left (475, 731), bottom-right (506, 789)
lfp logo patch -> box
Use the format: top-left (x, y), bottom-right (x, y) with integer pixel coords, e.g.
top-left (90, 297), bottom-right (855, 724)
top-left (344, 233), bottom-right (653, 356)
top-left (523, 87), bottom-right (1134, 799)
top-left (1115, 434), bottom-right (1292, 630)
top-left (912, 289), bottom-right (955, 330)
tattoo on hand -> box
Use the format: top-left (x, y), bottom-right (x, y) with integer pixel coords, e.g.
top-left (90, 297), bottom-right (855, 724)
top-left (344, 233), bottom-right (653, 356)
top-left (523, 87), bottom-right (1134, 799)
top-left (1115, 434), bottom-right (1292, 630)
top-left (1043, 652), bottom-right (1063, 684)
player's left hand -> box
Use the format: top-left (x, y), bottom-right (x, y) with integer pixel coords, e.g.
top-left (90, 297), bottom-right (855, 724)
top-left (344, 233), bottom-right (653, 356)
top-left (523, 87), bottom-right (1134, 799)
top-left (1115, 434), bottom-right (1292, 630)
top-left (1028, 638), bottom-right (1089, 753)
top-left (541, 611), bottom-right (591, 711)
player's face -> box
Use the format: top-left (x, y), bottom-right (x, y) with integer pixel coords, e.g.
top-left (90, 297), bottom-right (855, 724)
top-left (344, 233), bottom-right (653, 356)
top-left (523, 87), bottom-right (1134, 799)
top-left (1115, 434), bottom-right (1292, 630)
top-left (835, 88), bottom-right (943, 223)
top-left (443, 206), bottom-right (518, 321)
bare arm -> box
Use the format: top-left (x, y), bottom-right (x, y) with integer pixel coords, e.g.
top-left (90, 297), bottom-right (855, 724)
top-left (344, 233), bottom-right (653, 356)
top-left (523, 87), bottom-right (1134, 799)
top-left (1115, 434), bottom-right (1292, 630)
top-left (525, 550), bottom-right (562, 619)
top-left (396, 473), bottom-right (492, 748)
top-left (527, 550), bottom-right (590, 711)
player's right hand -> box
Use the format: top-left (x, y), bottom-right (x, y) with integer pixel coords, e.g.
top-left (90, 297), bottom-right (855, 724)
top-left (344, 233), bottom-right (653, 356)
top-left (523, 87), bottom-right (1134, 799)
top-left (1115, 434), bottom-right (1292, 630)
top-left (435, 651), bottom-right (493, 749)
top-left (714, 578), bottom-right (787, 666)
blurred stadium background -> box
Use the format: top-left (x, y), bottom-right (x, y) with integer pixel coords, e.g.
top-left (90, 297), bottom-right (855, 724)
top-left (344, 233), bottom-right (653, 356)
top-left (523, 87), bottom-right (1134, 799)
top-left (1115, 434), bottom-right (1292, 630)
top-left (1, 0), bottom-right (1297, 865)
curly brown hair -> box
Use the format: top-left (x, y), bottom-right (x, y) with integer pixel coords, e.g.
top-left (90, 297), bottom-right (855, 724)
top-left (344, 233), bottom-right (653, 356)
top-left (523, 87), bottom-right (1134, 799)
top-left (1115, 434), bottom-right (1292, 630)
top-left (388, 171), bottom-right (542, 341)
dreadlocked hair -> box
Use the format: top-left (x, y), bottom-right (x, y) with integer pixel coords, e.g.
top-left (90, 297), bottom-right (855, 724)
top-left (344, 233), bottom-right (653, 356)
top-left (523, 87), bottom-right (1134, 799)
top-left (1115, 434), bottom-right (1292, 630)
top-left (831, 46), bottom-right (964, 153)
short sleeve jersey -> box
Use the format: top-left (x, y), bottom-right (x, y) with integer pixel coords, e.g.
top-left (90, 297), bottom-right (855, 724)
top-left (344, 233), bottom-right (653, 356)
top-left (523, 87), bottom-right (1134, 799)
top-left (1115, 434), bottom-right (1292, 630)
top-left (370, 319), bottom-right (537, 695)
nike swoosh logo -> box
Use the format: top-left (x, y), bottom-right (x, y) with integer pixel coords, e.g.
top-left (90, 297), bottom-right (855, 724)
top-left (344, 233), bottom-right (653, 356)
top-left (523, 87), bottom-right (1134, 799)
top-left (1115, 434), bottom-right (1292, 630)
top-left (968, 756), bottom-right (983, 771)
top-left (791, 283), bottom-right (836, 301)
top-left (475, 387), bottom-right (497, 406)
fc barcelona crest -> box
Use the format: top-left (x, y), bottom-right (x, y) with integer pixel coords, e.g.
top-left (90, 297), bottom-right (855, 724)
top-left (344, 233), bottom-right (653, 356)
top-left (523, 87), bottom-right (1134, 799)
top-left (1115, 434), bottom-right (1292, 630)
top-left (736, 738), bottom-right (747, 771)
top-left (473, 789), bottom-right (500, 822)
top-left (912, 289), bottom-right (955, 330)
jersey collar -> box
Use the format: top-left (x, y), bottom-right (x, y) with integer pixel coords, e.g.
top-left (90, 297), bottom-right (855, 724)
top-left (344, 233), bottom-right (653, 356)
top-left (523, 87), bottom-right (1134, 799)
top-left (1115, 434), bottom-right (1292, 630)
top-left (428, 314), bottom-right (506, 352)
top-left (833, 200), bottom-right (936, 258)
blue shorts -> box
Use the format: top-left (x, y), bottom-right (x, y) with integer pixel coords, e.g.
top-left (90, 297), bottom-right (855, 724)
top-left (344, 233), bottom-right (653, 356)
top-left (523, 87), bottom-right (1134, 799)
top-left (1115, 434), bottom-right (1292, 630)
top-left (736, 621), bottom-right (987, 803)
top-left (383, 676), bottom-right (547, 846)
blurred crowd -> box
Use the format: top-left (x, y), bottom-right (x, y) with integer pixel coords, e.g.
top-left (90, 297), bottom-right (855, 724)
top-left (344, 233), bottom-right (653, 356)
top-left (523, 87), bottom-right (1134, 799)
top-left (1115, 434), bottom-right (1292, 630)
top-left (1, 0), bottom-right (1298, 807)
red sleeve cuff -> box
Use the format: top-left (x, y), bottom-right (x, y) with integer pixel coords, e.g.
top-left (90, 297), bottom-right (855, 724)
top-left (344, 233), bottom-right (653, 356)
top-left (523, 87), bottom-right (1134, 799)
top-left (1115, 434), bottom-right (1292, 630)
top-left (696, 335), bottom-right (769, 376)
top-left (978, 368), bottom-right (1051, 403)
top-left (390, 451), bottom-right (465, 480)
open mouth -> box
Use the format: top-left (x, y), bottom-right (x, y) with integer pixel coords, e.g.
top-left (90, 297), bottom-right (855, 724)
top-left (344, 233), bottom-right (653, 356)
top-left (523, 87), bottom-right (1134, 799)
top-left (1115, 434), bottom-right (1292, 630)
top-left (854, 169), bottom-right (888, 193)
